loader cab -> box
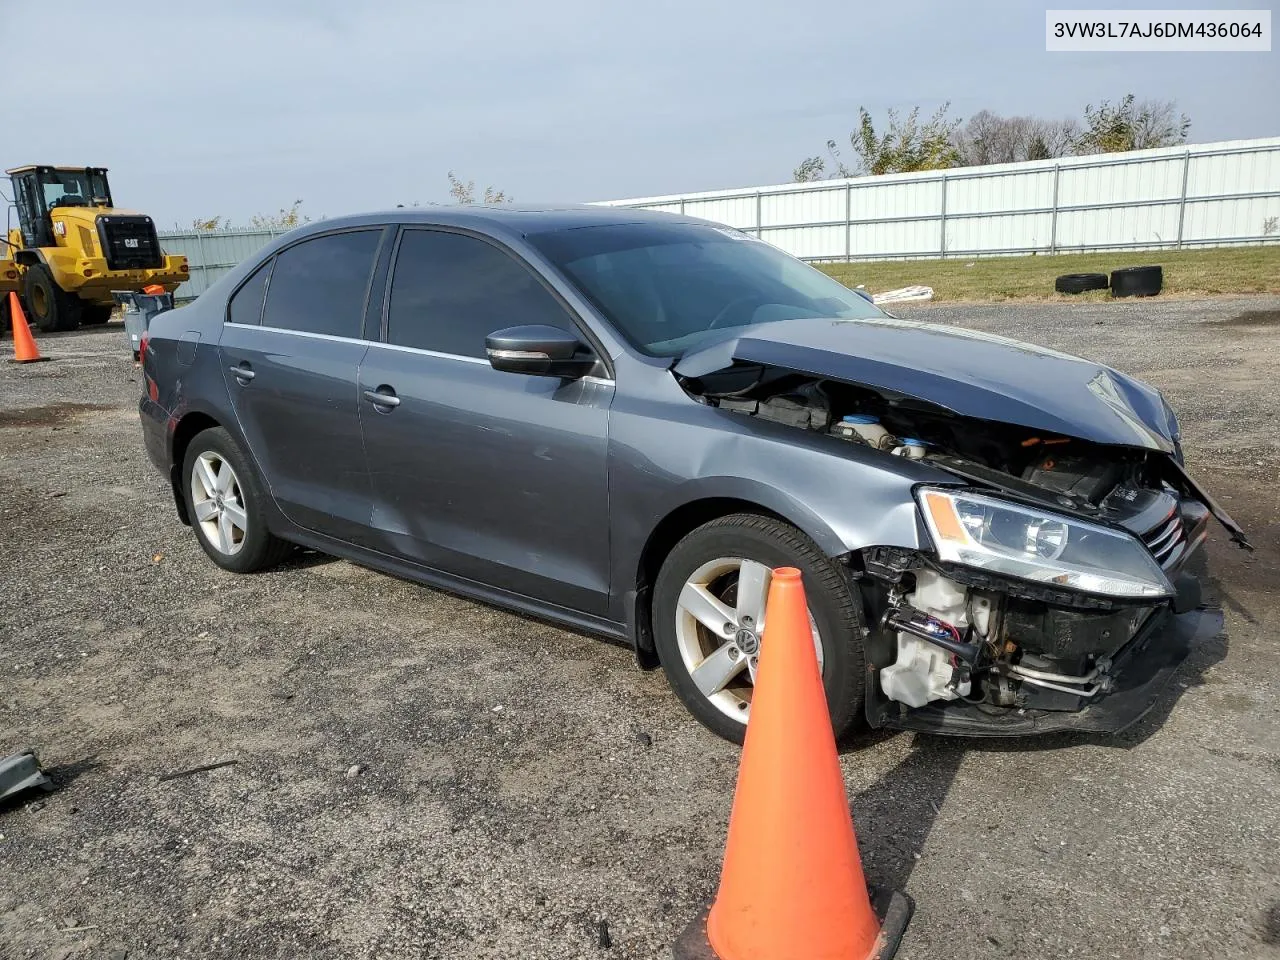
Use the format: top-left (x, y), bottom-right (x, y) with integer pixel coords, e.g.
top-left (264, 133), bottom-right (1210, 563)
top-left (7, 165), bottom-right (114, 249)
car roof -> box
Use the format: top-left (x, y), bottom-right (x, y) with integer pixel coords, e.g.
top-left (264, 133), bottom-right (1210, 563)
top-left (291, 204), bottom-right (698, 238)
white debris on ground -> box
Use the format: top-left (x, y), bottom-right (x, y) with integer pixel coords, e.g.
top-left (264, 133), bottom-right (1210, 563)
top-left (872, 285), bottom-right (935, 305)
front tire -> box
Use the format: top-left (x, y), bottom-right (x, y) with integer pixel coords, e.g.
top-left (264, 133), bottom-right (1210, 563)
top-left (652, 513), bottom-right (866, 744)
top-left (182, 427), bottom-right (292, 573)
top-left (22, 264), bottom-right (81, 332)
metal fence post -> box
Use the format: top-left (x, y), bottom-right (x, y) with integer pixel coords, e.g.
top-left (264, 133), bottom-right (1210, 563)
top-left (1176, 149), bottom-right (1192, 249)
top-left (679, 198), bottom-right (686, 215)
top-left (938, 175), bottom-right (948, 258)
top-left (755, 191), bottom-right (763, 238)
top-left (194, 229), bottom-right (207, 297)
top-left (845, 182), bottom-right (853, 261)
top-left (1049, 163), bottom-right (1061, 255)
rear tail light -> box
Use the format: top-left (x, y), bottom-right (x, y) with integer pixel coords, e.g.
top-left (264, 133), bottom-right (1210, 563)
top-left (138, 331), bottom-right (150, 362)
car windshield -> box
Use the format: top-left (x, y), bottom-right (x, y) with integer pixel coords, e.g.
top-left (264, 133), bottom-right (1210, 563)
top-left (528, 221), bottom-right (884, 356)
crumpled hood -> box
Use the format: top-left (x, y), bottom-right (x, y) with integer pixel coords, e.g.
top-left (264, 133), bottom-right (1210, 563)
top-left (674, 316), bottom-right (1177, 452)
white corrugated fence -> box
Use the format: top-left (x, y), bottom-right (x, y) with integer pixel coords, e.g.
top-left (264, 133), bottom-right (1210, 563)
top-left (596, 137), bottom-right (1280, 261)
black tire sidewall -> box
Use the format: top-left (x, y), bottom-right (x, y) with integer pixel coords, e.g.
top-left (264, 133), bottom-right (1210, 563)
top-left (1055, 273), bottom-right (1108, 294)
top-left (79, 305), bottom-right (112, 325)
top-left (182, 427), bottom-right (284, 573)
top-left (1110, 265), bottom-right (1162, 298)
top-left (652, 514), bottom-right (865, 744)
top-left (22, 265), bottom-right (79, 333)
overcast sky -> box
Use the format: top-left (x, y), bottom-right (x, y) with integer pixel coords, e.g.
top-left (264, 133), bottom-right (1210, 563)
top-left (2, 0), bottom-right (1275, 228)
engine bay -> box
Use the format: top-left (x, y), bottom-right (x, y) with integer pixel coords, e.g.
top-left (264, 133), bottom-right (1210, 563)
top-left (684, 363), bottom-right (1171, 512)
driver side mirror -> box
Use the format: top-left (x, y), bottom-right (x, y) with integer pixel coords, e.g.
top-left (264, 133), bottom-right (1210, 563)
top-left (485, 325), bottom-right (596, 378)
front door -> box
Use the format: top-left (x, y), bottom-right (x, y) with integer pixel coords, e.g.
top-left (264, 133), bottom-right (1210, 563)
top-left (218, 228), bottom-right (384, 543)
top-left (358, 227), bottom-right (613, 616)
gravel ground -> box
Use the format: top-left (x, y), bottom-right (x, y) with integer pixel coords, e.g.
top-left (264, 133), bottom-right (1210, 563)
top-left (1, 296), bottom-right (1278, 960)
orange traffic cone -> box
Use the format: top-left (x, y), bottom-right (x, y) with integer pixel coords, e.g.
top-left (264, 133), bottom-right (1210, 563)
top-left (8, 292), bottom-right (48, 364)
top-left (674, 567), bottom-right (912, 960)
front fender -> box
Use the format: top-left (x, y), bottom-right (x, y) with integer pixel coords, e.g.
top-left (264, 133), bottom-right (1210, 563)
top-left (651, 474), bottom-right (865, 558)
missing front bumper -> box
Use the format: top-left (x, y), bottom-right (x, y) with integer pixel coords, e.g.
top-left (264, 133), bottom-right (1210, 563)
top-left (881, 606), bottom-right (1222, 737)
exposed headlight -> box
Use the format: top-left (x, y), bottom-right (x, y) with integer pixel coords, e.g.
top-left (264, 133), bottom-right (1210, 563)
top-left (916, 487), bottom-right (1173, 599)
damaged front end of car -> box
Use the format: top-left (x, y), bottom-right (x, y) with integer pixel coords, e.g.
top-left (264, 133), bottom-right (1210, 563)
top-left (674, 317), bottom-right (1250, 736)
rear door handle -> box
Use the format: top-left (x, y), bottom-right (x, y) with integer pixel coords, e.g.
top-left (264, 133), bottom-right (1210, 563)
top-left (363, 388), bottom-right (400, 409)
top-left (229, 363), bottom-right (255, 382)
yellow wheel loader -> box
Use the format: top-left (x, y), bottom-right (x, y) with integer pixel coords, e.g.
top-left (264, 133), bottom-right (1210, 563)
top-left (4, 165), bottom-right (188, 332)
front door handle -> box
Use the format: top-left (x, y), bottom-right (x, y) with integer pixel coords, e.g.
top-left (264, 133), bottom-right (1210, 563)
top-left (229, 363), bottom-right (255, 382)
top-left (363, 387), bottom-right (400, 409)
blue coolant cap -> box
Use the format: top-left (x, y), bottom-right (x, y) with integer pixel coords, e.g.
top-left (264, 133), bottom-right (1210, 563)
top-left (842, 414), bottom-right (880, 425)
top-left (897, 437), bottom-right (928, 447)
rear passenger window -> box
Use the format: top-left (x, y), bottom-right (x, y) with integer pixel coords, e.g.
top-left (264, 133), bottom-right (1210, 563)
top-left (387, 230), bottom-right (573, 357)
top-left (261, 230), bottom-right (380, 338)
top-left (227, 259), bottom-right (271, 326)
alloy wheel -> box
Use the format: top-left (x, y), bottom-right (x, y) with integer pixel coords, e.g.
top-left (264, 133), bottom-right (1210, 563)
top-left (190, 451), bottom-right (248, 556)
top-left (673, 556), bottom-right (824, 722)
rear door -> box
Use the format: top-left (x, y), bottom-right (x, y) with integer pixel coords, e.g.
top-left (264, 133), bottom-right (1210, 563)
top-left (357, 227), bottom-right (614, 616)
top-left (218, 228), bottom-right (386, 543)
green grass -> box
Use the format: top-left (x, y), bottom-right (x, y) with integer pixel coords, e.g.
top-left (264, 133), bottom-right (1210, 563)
top-left (817, 244), bottom-right (1280, 303)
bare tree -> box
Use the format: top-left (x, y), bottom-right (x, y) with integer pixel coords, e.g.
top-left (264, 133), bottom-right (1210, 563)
top-left (954, 111), bottom-right (1079, 166)
top-left (1029, 118), bottom-right (1081, 159)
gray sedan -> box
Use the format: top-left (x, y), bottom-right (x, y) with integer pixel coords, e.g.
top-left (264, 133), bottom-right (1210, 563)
top-left (138, 206), bottom-right (1245, 743)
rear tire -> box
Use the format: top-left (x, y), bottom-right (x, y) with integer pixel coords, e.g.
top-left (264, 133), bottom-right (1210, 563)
top-left (79, 304), bottom-right (113, 325)
top-left (22, 264), bottom-right (81, 332)
top-left (182, 427), bottom-right (293, 573)
top-left (652, 513), bottom-right (866, 744)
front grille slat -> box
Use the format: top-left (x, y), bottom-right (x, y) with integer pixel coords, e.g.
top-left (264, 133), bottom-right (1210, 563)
top-left (1146, 519), bottom-right (1181, 552)
top-left (1141, 510), bottom-right (1186, 570)
top-left (1158, 537), bottom-right (1187, 570)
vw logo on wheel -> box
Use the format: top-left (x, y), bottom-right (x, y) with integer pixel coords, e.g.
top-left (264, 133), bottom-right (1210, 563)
top-left (734, 627), bottom-right (760, 656)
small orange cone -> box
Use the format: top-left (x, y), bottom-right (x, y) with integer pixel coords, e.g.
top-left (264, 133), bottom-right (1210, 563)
top-left (7, 292), bottom-right (48, 364)
top-left (674, 567), bottom-right (911, 960)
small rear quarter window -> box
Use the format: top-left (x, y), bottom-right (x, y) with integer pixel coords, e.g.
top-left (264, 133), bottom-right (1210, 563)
top-left (227, 259), bottom-right (272, 326)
